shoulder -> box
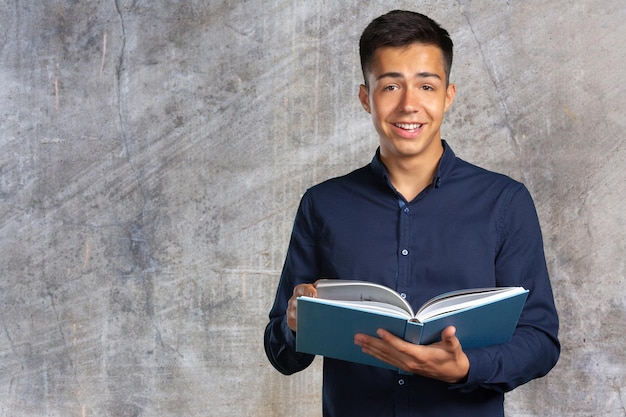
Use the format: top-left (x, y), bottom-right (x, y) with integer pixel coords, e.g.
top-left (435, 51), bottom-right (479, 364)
top-left (438, 142), bottom-right (523, 196)
top-left (305, 164), bottom-right (376, 199)
top-left (449, 157), bottom-right (525, 196)
top-left (453, 157), bottom-right (520, 184)
top-left (295, 163), bottom-right (381, 222)
top-left (440, 156), bottom-right (538, 221)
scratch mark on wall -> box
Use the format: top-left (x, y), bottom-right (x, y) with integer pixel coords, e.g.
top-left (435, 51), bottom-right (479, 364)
top-left (113, 0), bottom-right (129, 151)
top-left (562, 103), bottom-right (579, 122)
top-left (114, 0), bottom-right (147, 208)
top-left (100, 31), bottom-right (107, 76)
top-left (54, 77), bottom-right (60, 111)
top-left (127, 223), bottom-right (158, 319)
top-left (82, 240), bottom-right (91, 270)
top-left (40, 137), bottom-right (65, 144)
top-left (218, 268), bottom-right (281, 275)
top-left (609, 376), bottom-right (626, 415)
top-left (45, 283), bottom-right (74, 372)
top-left (242, 272), bottom-right (247, 302)
top-left (154, 327), bottom-right (184, 359)
top-left (3, 326), bottom-right (23, 370)
top-left (457, 1), bottom-right (520, 157)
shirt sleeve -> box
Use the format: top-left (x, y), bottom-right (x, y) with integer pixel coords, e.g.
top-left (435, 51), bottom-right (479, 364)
top-left (453, 184), bottom-right (560, 393)
top-left (264, 191), bottom-right (318, 375)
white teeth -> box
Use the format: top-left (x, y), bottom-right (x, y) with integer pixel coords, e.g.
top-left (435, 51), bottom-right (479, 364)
top-left (395, 123), bottom-right (422, 130)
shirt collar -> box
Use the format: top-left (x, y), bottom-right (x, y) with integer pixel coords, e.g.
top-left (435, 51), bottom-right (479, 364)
top-left (370, 140), bottom-right (456, 189)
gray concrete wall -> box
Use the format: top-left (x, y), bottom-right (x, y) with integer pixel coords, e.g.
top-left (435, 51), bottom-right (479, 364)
top-left (0, 1), bottom-right (624, 416)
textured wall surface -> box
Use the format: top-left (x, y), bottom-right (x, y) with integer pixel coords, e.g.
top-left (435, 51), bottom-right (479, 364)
top-left (1, 1), bottom-right (624, 416)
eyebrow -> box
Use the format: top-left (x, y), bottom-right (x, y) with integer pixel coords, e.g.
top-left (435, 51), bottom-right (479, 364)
top-left (376, 71), bottom-right (442, 81)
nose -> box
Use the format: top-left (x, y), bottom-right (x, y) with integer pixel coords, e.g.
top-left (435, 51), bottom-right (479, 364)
top-left (399, 87), bottom-right (420, 113)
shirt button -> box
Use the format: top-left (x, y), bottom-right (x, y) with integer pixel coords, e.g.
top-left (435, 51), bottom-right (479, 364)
top-left (398, 379), bottom-right (405, 386)
top-left (400, 293), bottom-right (407, 299)
top-left (401, 249), bottom-right (409, 256)
top-left (403, 207), bottom-right (410, 213)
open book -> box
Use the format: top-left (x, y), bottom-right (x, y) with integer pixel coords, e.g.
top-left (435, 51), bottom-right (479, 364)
top-left (296, 279), bottom-right (528, 371)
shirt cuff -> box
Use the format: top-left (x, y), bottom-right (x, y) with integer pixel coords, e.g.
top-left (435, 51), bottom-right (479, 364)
top-left (449, 348), bottom-right (493, 392)
top-left (281, 314), bottom-right (297, 347)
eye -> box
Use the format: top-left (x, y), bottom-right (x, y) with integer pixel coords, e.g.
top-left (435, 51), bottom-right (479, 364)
top-left (421, 85), bottom-right (434, 91)
top-left (383, 84), bottom-right (399, 92)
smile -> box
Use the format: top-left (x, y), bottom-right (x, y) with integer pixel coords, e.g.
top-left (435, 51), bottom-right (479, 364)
top-left (394, 123), bottom-right (423, 131)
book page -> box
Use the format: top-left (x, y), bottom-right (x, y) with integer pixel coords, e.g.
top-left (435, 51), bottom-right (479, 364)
top-left (316, 279), bottom-right (415, 316)
top-left (415, 287), bottom-right (527, 322)
top-left (299, 296), bottom-right (412, 319)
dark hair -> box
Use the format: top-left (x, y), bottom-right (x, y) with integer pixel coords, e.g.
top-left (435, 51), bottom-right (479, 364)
top-left (359, 10), bottom-right (453, 86)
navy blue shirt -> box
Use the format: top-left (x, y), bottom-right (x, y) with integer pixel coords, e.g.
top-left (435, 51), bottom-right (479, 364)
top-left (265, 141), bottom-right (560, 417)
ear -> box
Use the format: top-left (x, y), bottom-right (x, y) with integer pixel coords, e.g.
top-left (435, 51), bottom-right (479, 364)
top-left (358, 84), bottom-right (371, 113)
top-left (444, 83), bottom-right (456, 112)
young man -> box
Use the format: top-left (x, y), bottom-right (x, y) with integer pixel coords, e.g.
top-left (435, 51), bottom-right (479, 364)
top-left (264, 10), bottom-right (560, 417)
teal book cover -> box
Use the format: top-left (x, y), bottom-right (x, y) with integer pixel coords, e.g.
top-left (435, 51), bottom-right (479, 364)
top-left (296, 284), bottom-right (528, 371)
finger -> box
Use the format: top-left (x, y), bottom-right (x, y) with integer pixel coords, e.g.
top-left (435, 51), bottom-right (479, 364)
top-left (355, 334), bottom-right (389, 360)
top-left (355, 333), bottom-right (387, 355)
top-left (294, 283), bottom-right (316, 297)
top-left (358, 332), bottom-right (413, 371)
top-left (354, 333), bottom-right (376, 347)
top-left (440, 326), bottom-right (465, 353)
top-left (377, 328), bottom-right (409, 349)
top-left (441, 326), bottom-right (457, 341)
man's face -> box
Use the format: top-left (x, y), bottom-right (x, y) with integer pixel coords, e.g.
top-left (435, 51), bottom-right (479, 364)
top-left (359, 43), bottom-right (456, 165)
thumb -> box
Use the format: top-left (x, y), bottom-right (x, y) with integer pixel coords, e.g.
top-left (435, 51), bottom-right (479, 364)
top-left (441, 326), bottom-right (457, 342)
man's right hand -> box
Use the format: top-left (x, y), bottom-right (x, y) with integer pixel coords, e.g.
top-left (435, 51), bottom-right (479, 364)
top-left (287, 281), bottom-right (319, 331)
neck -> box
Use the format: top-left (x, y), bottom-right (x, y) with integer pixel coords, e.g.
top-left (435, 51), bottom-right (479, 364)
top-left (380, 147), bottom-right (443, 202)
